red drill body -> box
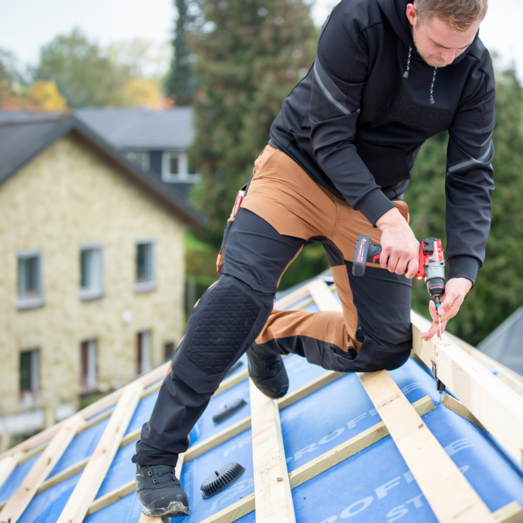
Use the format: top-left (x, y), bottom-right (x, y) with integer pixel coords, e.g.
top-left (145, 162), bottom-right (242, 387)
top-left (353, 234), bottom-right (447, 399)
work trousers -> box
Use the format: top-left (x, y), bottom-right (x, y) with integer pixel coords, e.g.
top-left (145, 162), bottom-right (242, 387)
top-left (135, 145), bottom-right (413, 467)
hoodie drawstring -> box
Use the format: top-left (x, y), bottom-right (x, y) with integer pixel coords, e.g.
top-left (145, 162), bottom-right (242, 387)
top-left (403, 45), bottom-right (438, 105)
top-left (403, 46), bottom-right (412, 78)
top-left (429, 68), bottom-right (437, 105)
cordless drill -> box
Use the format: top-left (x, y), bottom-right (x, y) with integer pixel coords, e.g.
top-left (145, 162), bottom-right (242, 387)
top-left (353, 235), bottom-right (447, 399)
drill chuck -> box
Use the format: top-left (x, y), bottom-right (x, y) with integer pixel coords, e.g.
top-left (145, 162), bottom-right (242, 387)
top-left (425, 261), bottom-right (445, 298)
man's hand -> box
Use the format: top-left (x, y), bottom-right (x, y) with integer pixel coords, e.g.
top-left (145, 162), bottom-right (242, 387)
top-left (420, 277), bottom-right (473, 340)
top-left (376, 207), bottom-right (419, 279)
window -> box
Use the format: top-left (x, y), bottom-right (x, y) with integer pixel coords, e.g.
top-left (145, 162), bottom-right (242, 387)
top-left (164, 342), bottom-right (174, 362)
top-left (20, 349), bottom-right (39, 407)
top-left (17, 251), bottom-right (44, 310)
top-left (124, 151), bottom-right (149, 170)
top-left (161, 152), bottom-right (202, 183)
top-left (81, 340), bottom-right (97, 392)
top-left (79, 245), bottom-right (103, 300)
top-left (134, 240), bottom-right (156, 292)
top-left (137, 331), bottom-right (151, 375)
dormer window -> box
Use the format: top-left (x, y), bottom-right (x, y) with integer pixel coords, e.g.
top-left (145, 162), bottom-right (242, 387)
top-left (161, 152), bottom-right (202, 183)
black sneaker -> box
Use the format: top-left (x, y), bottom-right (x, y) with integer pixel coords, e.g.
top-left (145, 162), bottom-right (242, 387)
top-left (135, 464), bottom-right (190, 517)
top-left (247, 346), bottom-right (289, 399)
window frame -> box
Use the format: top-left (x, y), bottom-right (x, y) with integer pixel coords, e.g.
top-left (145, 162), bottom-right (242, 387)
top-left (161, 151), bottom-right (202, 183)
top-left (134, 238), bottom-right (157, 293)
top-left (79, 243), bottom-right (104, 301)
top-left (80, 339), bottom-right (97, 393)
top-left (19, 348), bottom-right (40, 408)
top-left (16, 250), bottom-right (44, 310)
top-left (137, 331), bottom-right (151, 375)
top-left (124, 150), bottom-right (150, 170)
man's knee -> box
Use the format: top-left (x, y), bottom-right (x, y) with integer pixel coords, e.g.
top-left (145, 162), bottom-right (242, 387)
top-left (171, 274), bottom-right (274, 394)
top-left (343, 323), bottom-right (412, 372)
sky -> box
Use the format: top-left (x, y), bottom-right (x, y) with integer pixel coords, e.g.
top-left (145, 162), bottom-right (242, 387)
top-left (0, 0), bottom-right (522, 79)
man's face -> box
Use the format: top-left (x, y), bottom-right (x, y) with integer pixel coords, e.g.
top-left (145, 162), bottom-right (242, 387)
top-left (406, 4), bottom-right (479, 68)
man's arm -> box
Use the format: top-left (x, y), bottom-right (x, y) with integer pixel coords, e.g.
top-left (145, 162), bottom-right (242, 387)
top-left (310, 5), bottom-right (420, 275)
top-left (310, 4), bottom-right (397, 226)
top-left (422, 49), bottom-right (495, 339)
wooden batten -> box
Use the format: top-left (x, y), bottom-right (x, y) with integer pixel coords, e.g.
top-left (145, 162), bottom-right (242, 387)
top-left (0, 451), bottom-right (24, 491)
top-left (306, 278), bottom-right (341, 312)
top-left (358, 370), bottom-right (495, 523)
top-left (289, 395), bottom-right (435, 489)
top-left (57, 381), bottom-right (143, 523)
top-left (411, 313), bottom-right (523, 466)
top-left (0, 415), bottom-right (84, 523)
top-left (441, 394), bottom-right (486, 430)
top-left (250, 380), bottom-right (296, 523)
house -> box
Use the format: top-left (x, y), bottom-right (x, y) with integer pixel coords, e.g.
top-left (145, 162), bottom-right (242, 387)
top-left (0, 114), bottom-right (205, 440)
top-left (75, 107), bottom-right (200, 196)
top-left (477, 306), bottom-right (523, 376)
top-left (0, 274), bottom-right (522, 522)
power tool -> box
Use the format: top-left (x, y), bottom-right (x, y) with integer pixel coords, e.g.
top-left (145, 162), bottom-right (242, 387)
top-left (353, 235), bottom-right (447, 399)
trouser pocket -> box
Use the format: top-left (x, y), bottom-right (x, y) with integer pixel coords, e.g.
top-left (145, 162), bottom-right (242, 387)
top-left (216, 182), bottom-right (248, 274)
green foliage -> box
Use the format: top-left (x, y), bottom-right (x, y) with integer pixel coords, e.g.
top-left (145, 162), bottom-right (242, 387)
top-left (165, 0), bottom-right (199, 105)
top-left (189, 0), bottom-right (318, 247)
top-left (35, 28), bottom-right (132, 108)
top-left (409, 68), bottom-right (523, 345)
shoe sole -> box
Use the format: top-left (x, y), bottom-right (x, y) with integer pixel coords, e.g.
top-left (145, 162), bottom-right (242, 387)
top-left (141, 500), bottom-right (190, 518)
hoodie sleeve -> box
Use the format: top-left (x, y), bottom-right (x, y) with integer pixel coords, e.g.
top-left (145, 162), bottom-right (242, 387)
top-left (445, 52), bottom-right (495, 285)
top-left (309, 8), bottom-right (396, 225)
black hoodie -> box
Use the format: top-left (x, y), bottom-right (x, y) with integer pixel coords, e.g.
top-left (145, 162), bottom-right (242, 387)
top-left (269, 0), bottom-right (495, 284)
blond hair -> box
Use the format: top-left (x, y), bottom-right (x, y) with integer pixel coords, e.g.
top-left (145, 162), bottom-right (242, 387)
top-left (415, 0), bottom-right (488, 32)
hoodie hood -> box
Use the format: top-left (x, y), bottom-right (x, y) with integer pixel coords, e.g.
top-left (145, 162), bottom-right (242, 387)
top-left (376, 0), bottom-right (480, 66)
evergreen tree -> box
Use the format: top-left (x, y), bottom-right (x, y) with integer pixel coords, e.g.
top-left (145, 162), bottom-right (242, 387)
top-left (189, 0), bottom-right (318, 246)
top-left (165, 0), bottom-right (199, 105)
top-left (409, 67), bottom-right (523, 346)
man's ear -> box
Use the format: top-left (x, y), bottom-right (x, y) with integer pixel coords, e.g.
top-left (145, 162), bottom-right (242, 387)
top-left (406, 3), bottom-right (417, 26)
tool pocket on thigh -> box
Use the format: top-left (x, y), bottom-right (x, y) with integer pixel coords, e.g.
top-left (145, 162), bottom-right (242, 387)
top-left (216, 182), bottom-right (249, 274)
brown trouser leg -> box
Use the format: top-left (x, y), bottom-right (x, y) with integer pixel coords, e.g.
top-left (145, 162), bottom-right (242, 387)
top-left (242, 145), bottom-right (412, 373)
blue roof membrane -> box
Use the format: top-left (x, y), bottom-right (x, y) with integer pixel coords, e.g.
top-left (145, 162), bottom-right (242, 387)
top-left (0, 452), bottom-right (41, 504)
top-left (84, 491), bottom-right (142, 523)
top-left (48, 417), bottom-right (110, 478)
top-left (237, 512), bottom-right (256, 523)
top-left (18, 472), bottom-right (82, 523)
top-left (125, 390), bottom-right (159, 436)
top-left (293, 434), bottom-right (438, 523)
top-left (283, 357), bottom-right (523, 523)
top-left (85, 429), bottom-right (255, 523)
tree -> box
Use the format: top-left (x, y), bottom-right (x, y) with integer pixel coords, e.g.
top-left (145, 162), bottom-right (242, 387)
top-left (25, 80), bottom-right (67, 110)
top-left (408, 67), bottom-right (523, 346)
top-left (165, 0), bottom-right (199, 105)
top-left (36, 28), bottom-right (131, 108)
top-left (189, 0), bottom-right (318, 247)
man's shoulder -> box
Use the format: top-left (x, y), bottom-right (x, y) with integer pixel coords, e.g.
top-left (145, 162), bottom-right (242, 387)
top-left (461, 37), bottom-right (494, 74)
top-left (332, 0), bottom-right (385, 31)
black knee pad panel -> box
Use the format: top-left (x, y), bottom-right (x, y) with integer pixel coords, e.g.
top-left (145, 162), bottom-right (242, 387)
top-left (171, 274), bottom-right (273, 394)
top-left (188, 284), bottom-right (260, 375)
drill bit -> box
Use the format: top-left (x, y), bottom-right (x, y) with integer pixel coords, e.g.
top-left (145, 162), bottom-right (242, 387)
top-left (435, 297), bottom-right (442, 341)
top-left (434, 296), bottom-right (444, 401)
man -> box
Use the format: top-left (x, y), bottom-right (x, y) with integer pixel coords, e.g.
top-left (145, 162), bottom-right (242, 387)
top-left (133, 0), bottom-right (495, 516)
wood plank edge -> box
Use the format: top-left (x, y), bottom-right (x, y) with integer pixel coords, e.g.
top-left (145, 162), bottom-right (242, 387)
top-left (442, 394), bottom-right (486, 430)
top-left (86, 479), bottom-right (136, 516)
top-left (289, 395), bottom-right (434, 489)
top-left (201, 493), bottom-right (256, 523)
top-left (494, 501), bottom-right (523, 523)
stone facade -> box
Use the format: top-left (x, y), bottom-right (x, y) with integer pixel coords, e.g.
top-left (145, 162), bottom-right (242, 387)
top-left (0, 133), bottom-right (187, 429)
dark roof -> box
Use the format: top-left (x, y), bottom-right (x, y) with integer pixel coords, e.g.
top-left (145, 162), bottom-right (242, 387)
top-left (0, 110), bottom-right (64, 123)
top-left (75, 107), bottom-right (194, 150)
top-left (478, 307), bottom-right (523, 376)
top-left (0, 115), bottom-right (206, 227)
